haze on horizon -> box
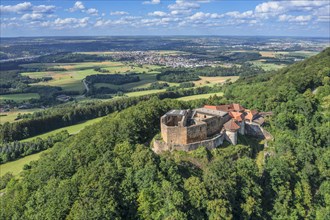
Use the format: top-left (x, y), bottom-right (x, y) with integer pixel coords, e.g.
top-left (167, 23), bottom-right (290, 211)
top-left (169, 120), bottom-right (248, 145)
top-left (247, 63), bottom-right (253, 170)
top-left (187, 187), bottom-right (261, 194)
top-left (1, 0), bottom-right (329, 38)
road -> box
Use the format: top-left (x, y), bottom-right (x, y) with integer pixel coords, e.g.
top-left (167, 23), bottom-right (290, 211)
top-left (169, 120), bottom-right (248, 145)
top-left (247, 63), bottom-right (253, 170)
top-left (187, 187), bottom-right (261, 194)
top-left (82, 79), bottom-right (89, 93)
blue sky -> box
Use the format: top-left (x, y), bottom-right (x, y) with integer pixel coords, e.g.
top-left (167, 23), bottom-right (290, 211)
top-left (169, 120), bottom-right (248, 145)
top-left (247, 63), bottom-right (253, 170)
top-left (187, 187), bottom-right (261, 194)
top-left (1, 0), bottom-right (329, 37)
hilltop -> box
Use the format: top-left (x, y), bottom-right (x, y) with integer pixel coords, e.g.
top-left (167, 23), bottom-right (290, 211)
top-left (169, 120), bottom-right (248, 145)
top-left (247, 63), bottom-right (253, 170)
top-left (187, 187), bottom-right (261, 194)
top-left (0, 48), bottom-right (329, 219)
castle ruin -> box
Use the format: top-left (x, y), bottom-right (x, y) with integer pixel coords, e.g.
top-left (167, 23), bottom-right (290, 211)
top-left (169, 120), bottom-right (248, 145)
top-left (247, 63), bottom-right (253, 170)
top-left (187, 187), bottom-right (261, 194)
top-left (153, 104), bottom-right (270, 153)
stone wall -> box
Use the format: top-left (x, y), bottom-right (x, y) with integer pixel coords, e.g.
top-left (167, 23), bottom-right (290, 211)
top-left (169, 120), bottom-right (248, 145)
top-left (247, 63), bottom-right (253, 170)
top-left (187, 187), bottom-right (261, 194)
top-left (185, 123), bottom-right (207, 144)
top-left (203, 117), bottom-right (221, 137)
top-left (238, 121), bottom-right (245, 135)
top-left (225, 130), bottom-right (237, 145)
top-left (161, 123), bottom-right (186, 145)
top-left (245, 122), bottom-right (265, 139)
top-left (153, 133), bottom-right (225, 153)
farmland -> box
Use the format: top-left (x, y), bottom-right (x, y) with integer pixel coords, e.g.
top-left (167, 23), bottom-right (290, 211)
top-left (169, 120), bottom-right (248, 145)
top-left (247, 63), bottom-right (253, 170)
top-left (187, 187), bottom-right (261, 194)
top-left (21, 61), bottom-right (162, 93)
top-left (177, 92), bottom-right (224, 101)
top-left (250, 60), bottom-right (287, 71)
top-left (0, 93), bottom-right (40, 103)
top-left (194, 76), bottom-right (239, 86)
top-left (0, 149), bottom-right (49, 177)
top-left (0, 108), bottom-right (42, 124)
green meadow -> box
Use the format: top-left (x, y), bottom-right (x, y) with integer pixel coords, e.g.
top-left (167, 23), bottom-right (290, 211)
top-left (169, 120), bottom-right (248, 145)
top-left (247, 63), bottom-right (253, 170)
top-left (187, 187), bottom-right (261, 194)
top-left (22, 116), bottom-right (105, 142)
top-left (0, 93), bottom-right (40, 103)
top-left (0, 108), bottom-right (42, 124)
top-left (0, 150), bottom-right (48, 177)
top-left (0, 116), bottom-right (106, 177)
top-left (21, 61), bottom-right (162, 93)
top-left (177, 92), bottom-right (224, 101)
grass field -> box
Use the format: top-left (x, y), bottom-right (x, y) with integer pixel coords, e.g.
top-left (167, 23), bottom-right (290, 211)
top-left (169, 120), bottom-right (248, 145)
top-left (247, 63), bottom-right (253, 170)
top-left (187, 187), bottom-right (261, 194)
top-left (125, 89), bottom-right (166, 97)
top-left (194, 76), bottom-right (239, 87)
top-left (177, 92), bottom-right (224, 101)
top-left (94, 73), bottom-right (159, 90)
top-left (21, 61), bottom-right (162, 93)
top-left (0, 116), bottom-right (106, 177)
top-left (259, 51), bottom-right (276, 58)
top-left (0, 150), bottom-right (49, 177)
top-left (22, 116), bottom-right (105, 142)
top-left (251, 60), bottom-right (286, 71)
top-left (0, 108), bottom-right (42, 124)
top-left (0, 93), bottom-right (40, 103)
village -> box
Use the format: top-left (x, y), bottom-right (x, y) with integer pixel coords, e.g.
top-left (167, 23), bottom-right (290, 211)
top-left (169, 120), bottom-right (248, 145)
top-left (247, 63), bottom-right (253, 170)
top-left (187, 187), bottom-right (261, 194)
top-left (109, 51), bottom-right (214, 68)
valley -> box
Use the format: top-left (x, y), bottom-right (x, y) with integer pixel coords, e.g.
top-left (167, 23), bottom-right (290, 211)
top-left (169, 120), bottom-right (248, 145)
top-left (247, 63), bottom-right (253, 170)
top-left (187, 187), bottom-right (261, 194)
top-left (0, 36), bottom-right (329, 219)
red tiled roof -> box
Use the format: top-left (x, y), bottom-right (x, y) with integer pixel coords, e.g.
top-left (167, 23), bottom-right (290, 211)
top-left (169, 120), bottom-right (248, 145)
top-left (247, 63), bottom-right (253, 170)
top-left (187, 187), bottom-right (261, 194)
top-left (204, 105), bottom-right (218, 110)
top-left (224, 119), bottom-right (240, 131)
top-left (232, 103), bottom-right (245, 112)
top-left (229, 111), bottom-right (244, 122)
top-left (204, 104), bottom-right (245, 113)
top-left (245, 109), bottom-right (259, 121)
top-left (216, 105), bottom-right (231, 112)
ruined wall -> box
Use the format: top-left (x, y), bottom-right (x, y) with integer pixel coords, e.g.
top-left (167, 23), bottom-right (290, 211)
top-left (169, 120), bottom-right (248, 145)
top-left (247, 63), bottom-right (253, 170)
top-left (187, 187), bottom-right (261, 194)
top-left (203, 117), bottom-right (221, 137)
top-left (245, 122), bottom-right (265, 139)
top-left (220, 114), bottom-right (231, 128)
top-left (185, 123), bottom-right (207, 144)
top-left (225, 130), bottom-right (237, 145)
top-left (153, 133), bottom-right (225, 153)
top-left (161, 123), bottom-right (186, 145)
top-left (238, 121), bottom-right (245, 135)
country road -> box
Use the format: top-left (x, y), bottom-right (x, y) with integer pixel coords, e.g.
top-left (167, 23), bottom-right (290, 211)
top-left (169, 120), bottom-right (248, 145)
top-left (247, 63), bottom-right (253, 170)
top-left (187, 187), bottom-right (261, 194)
top-left (82, 79), bottom-right (89, 93)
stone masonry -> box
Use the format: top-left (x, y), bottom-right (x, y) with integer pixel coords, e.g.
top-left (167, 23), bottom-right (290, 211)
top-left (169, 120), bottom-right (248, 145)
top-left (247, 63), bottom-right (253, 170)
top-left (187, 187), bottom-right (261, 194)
top-left (153, 104), bottom-right (270, 153)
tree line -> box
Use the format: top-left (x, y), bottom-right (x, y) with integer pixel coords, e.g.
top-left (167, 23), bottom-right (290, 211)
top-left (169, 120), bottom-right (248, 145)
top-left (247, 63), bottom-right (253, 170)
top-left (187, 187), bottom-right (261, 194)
top-left (0, 130), bottom-right (69, 164)
top-left (0, 86), bottom-right (219, 142)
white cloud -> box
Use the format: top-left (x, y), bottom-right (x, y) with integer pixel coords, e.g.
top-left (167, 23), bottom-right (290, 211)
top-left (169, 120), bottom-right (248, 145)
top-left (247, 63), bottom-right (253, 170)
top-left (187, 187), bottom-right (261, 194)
top-left (94, 19), bottom-right (112, 27)
top-left (143, 0), bottom-right (160, 5)
top-left (86, 8), bottom-right (98, 16)
top-left (69, 1), bottom-right (85, 12)
top-left (279, 14), bottom-right (312, 22)
top-left (110, 11), bottom-right (129, 16)
top-left (225, 10), bottom-right (254, 19)
top-left (21, 13), bottom-right (43, 20)
top-left (254, 1), bottom-right (329, 19)
top-left (53, 17), bottom-right (89, 29)
top-left (168, 0), bottom-right (200, 11)
top-left (170, 10), bottom-right (192, 16)
top-left (189, 12), bottom-right (223, 20)
top-left (316, 16), bottom-right (330, 22)
top-left (0, 2), bottom-right (32, 13)
top-left (33, 5), bottom-right (56, 14)
top-left (255, 2), bottom-right (284, 14)
top-left (148, 11), bottom-right (168, 17)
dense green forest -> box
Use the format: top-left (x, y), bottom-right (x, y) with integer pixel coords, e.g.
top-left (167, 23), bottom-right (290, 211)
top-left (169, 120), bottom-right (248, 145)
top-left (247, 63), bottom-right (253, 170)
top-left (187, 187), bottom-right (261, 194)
top-left (0, 86), bottom-right (217, 142)
top-left (0, 48), bottom-right (329, 219)
top-left (85, 74), bottom-right (140, 85)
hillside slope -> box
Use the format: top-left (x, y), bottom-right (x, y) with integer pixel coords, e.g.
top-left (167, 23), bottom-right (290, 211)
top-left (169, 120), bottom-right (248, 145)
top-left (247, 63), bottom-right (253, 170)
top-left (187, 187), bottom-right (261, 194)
top-left (1, 48), bottom-right (329, 220)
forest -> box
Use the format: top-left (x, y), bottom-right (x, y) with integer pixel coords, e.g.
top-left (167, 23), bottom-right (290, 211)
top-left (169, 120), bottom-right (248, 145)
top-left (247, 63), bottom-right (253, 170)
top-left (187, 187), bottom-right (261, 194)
top-left (0, 86), bottom-right (217, 142)
top-left (0, 48), bottom-right (329, 219)
top-left (85, 74), bottom-right (140, 85)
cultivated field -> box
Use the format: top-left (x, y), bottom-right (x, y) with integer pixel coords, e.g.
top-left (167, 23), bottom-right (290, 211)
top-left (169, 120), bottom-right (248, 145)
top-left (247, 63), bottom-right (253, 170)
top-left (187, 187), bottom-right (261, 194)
top-left (0, 108), bottom-right (42, 124)
top-left (251, 60), bottom-right (287, 71)
top-left (21, 62), bottom-right (162, 93)
top-left (0, 93), bottom-right (40, 103)
top-left (125, 89), bottom-right (166, 97)
top-left (194, 76), bottom-right (239, 87)
top-left (177, 92), bottom-right (224, 101)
